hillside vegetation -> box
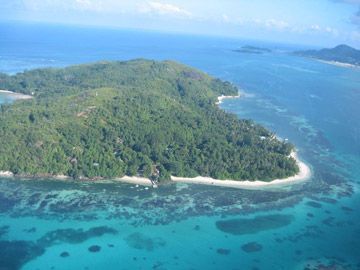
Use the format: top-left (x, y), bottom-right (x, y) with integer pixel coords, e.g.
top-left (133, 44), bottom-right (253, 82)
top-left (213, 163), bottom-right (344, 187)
top-left (0, 59), bottom-right (298, 181)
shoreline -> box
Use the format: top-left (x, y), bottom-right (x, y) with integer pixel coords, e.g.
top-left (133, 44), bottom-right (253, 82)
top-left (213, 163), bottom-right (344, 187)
top-left (0, 90), bottom-right (33, 100)
top-left (52, 175), bottom-right (155, 187)
top-left (0, 171), bottom-right (154, 187)
top-left (171, 151), bottom-right (311, 190)
top-left (317, 60), bottom-right (359, 69)
top-left (0, 152), bottom-right (311, 190)
top-left (113, 176), bottom-right (154, 187)
top-left (216, 94), bottom-right (241, 105)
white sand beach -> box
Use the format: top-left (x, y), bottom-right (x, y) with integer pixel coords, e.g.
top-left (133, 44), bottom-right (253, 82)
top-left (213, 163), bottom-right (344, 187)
top-left (0, 171), bottom-right (156, 187)
top-left (0, 171), bottom-right (14, 177)
top-left (216, 94), bottom-right (241, 105)
top-left (113, 176), bottom-right (154, 187)
top-left (317, 60), bottom-right (359, 69)
top-left (0, 90), bottom-right (33, 100)
top-left (0, 153), bottom-right (310, 189)
top-left (171, 152), bottom-right (311, 190)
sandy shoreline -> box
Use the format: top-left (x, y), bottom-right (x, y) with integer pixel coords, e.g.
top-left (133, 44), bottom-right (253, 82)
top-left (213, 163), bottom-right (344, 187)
top-left (0, 90), bottom-right (33, 100)
top-left (171, 151), bottom-right (311, 190)
top-left (0, 171), bottom-right (14, 177)
top-left (317, 60), bottom-right (359, 69)
top-left (113, 176), bottom-right (154, 187)
top-left (0, 171), bottom-right (156, 187)
top-left (0, 154), bottom-right (310, 190)
top-left (216, 94), bottom-right (241, 105)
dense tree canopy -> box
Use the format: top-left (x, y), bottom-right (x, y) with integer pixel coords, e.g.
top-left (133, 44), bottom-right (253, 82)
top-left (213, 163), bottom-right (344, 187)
top-left (0, 59), bottom-right (298, 182)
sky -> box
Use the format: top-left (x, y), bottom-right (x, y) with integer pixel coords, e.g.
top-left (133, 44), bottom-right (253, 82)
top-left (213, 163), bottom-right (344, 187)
top-left (1, 0), bottom-right (360, 47)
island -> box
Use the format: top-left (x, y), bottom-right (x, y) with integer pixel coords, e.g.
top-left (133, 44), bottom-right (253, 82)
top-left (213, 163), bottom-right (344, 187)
top-left (0, 59), bottom-right (305, 187)
top-left (233, 45), bottom-right (272, 54)
top-left (294, 44), bottom-right (360, 67)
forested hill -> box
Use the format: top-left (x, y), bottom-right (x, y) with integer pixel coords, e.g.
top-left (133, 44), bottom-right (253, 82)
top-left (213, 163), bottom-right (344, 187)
top-left (294, 44), bottom-right (360, 66)
top-left (0, 59), bottom-right (298, 182)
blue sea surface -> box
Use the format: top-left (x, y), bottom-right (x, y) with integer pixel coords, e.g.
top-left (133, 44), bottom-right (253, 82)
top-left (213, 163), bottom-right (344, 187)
top-left (0, 22), bottom-right (359, 270)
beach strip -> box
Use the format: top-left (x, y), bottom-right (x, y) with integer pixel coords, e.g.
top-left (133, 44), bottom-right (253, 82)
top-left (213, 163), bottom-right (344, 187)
top-left (0, 171), bottom-right (154, 186)
top-left (0, 171), bottom-right (14, 177)
top-left (0, 90), bottom-right (33, 100)
top-left (317, 60), bottom-right (359, 69)
top-left (113, 176), bottom-right (154, 187)
top-left (171, 152), bottom-right (311, 190)
top-left (216, 94), bottom-right (241, 105)
top-left (0, 154), bottom-right (310, 190)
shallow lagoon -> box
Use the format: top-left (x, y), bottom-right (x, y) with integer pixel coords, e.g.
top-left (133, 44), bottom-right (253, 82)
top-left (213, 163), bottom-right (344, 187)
top-left (0, 23), bottom-right (359, 269)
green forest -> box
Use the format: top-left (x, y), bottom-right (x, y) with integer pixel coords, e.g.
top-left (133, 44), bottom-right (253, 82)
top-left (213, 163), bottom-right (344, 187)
top-left (0, 59), bottom-right (299, 182)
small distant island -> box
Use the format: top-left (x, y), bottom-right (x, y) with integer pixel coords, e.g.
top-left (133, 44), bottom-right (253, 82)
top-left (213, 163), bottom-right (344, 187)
top-left (0, 59), bottom-right (304, 187)
top-left (233, 45), bottom-right (272, 54)
top-left (294, 44), bottom-right (360, 67)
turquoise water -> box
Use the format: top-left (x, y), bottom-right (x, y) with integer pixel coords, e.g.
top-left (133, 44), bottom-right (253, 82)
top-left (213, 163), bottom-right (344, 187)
top-left (0, 22), bottom-right (360, 270)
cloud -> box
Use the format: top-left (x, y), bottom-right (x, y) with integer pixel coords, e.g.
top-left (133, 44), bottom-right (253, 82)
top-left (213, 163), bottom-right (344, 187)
top-left (329, 0), bottom-right (360, 28)
top-left (351, 7), bottom-right (360, 27)
top-left (74, 0), bottom-right (104, 12)
top-left (264, 19), bottom-right (289, 30)
top-left (138, 1), bottom-right (192, 18)
top-left (307, 24), bottom-right (339, 37)
top-left (217, 15), bottom-right (290, 31)
top-left (222, 14), bottom-right (230, 23)
top-left (242, 18), bottom-right (290, 31)
top-left (350, 30), bottom-right (360, 40)
top-left (21, 0), bottom-right (105, 12)
top-left (310, 24), bottom-right (321, 31)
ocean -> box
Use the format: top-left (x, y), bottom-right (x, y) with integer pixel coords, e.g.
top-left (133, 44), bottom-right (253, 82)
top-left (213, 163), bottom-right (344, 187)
top-left (0, 22), bottom-right (359, 270)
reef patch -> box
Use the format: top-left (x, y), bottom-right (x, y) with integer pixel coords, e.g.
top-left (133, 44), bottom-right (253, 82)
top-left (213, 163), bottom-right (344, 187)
top-left (125, 232), bottom-right (166, 251)
top-left (88, 245), bottom-right (101, 252)
top-left (0, 240), bottom-right (45, 270)
top-left (216, 214), bottom-right (294, 235)
top-left (37, 226), bottom-right (118, 246)
top-left (241, 242), bottom-right (263, 253)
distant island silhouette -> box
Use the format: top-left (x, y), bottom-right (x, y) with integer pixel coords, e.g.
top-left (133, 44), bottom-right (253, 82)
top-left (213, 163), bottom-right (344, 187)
top-left (233, 45), bottom-right (272, 54)
top-left (295, 44), bottom-right (360, 67)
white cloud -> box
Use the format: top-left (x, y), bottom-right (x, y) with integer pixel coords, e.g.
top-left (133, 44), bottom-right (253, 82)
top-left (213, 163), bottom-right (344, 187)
top-left (239, 18), bottom-right (290, 31)
top-left (306, 24), bottom-right (339, 37)
top-left (264, 19), bottom-right (289, 30)
top-left (310, 24), bottom-right (321, 31)
top-left (325, 26), bottom-right (334, 33)
top-left (74, 0), bottom-right (104, 12)
top-left (350, 30), bottom-right (360, 40)
top-left (22, 0), bottom-right (105, 12)
top-left (222, 14), bottom-right (230, 23)
top-left (139, 1), bottom-right (192, 18)
top-left (216, 15), bottom-right (290, 31)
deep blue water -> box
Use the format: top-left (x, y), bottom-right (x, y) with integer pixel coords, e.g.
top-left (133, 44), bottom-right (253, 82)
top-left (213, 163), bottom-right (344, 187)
top-left (0, 22), bottom-right (360, 270)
